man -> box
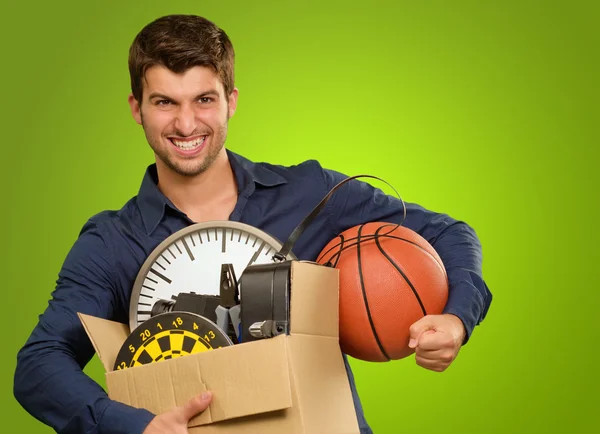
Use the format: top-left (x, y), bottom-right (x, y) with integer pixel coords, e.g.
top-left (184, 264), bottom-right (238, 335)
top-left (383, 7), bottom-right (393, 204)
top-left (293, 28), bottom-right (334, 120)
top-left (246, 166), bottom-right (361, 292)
top-left (14, 14), bottom-right (492, 434)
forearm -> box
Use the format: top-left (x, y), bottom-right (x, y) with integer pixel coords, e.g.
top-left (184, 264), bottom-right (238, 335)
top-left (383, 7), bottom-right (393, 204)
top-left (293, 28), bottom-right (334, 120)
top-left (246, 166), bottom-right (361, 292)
top-left (417, 216), bottom-right (492, 342)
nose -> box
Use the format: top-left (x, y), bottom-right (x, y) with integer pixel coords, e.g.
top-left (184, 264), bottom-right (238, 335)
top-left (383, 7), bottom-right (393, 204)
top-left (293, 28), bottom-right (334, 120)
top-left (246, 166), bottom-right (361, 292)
top-left (174, 103), bottom-right (197, 136)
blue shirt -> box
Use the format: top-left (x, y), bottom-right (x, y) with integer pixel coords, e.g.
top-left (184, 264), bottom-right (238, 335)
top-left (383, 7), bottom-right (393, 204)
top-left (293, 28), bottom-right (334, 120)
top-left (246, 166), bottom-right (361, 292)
top-left (14, 150), bottom-right (492, 434)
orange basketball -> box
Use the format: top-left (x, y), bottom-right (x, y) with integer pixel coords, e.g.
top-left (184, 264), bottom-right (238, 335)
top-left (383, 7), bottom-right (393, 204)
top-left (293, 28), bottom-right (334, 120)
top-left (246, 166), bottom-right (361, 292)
top-left (316, 222), bottom-right (448, 362)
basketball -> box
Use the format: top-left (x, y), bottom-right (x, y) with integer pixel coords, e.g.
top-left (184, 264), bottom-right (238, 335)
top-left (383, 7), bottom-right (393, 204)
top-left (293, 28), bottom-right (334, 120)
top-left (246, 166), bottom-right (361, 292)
top-left (316, 222), bottom-right (448, 362)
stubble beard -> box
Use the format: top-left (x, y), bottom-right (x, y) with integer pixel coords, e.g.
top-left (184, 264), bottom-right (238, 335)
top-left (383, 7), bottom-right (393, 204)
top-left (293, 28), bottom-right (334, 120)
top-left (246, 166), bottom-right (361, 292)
top-left (141, 111), bottom-right (230, 177)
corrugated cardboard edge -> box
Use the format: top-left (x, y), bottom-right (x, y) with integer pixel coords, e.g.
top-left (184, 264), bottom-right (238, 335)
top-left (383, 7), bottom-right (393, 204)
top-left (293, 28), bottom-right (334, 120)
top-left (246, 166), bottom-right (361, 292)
top-left (290, 261), bottom-right (339, 338)
top-left (287, 334), bottom-right (360, 433)
top-left (78, 312), bottom-right (129, 372)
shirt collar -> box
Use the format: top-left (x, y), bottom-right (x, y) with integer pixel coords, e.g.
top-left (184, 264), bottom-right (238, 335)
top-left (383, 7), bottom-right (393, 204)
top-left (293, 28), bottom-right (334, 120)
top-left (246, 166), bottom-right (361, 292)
top-left (137, 149), bottom-right (287, 235)
top-left (227, 149), bottom-right (287, 189)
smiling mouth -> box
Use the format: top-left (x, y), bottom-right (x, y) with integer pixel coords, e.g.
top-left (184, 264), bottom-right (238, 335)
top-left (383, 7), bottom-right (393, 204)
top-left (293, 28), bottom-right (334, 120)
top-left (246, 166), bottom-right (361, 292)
top-left (170, 136), bottom-right (206, 151)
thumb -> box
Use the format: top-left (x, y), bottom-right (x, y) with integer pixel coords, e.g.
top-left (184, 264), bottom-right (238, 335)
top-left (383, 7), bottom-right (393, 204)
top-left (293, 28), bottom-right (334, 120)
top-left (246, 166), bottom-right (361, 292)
top-left (177, 391), bottom-right (213, 422)
top-left (408, 316), bottom-right (436, 348)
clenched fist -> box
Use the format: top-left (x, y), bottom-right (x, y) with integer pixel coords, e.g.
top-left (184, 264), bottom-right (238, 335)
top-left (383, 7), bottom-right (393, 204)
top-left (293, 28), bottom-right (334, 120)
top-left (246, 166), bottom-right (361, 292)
top-left (408, 314), bottom-right (466, 372)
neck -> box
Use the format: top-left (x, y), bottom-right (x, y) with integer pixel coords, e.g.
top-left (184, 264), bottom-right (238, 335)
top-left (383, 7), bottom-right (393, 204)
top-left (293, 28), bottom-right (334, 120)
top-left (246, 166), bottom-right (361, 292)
top-left (155, 149), bottom-right (238, 221)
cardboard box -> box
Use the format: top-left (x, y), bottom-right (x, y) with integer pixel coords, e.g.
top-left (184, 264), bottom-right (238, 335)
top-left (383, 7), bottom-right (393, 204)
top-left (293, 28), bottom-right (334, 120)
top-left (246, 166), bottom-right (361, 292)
top-left (79, 261), bottom-right (360, 433)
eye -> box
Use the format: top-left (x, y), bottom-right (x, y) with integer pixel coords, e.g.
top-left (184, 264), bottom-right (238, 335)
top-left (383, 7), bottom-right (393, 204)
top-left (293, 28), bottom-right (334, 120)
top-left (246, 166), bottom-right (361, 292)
top-left (199, 97), bottom-right (213, 104)
top-left (156, 99), bottom-right (171, 106)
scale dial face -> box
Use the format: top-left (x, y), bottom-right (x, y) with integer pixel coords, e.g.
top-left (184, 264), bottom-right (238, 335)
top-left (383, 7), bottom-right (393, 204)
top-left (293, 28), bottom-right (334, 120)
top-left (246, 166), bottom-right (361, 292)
top-left (129, 221), bottom-right (296, 331)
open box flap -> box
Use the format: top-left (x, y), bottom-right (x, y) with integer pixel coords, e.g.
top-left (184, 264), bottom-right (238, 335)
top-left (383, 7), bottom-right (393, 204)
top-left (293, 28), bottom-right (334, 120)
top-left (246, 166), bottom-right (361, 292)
top-left (78, 313), bottom-right (129, 372)
top-left (290, 262), bottom-right (339, 338)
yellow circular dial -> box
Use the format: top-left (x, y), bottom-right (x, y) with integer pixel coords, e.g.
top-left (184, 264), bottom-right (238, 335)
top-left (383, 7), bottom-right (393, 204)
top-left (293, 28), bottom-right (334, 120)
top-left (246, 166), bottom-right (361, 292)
top-left (114, 311), bottom-right (233, 371)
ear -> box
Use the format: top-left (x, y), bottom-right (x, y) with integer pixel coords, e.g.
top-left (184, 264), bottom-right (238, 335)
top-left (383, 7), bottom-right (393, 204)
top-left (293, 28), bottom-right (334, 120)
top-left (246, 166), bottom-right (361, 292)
top-left (128, 93), bottom-right (142, 125)
top-left (227, 87), bottom-right (239, 119)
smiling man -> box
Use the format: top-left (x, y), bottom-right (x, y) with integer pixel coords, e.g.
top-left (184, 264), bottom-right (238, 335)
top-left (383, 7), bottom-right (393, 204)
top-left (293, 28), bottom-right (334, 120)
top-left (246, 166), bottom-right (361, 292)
top-left (130, 64), bottom-right (240, 223)
top-left (14, 14), bottom-right (492, 434)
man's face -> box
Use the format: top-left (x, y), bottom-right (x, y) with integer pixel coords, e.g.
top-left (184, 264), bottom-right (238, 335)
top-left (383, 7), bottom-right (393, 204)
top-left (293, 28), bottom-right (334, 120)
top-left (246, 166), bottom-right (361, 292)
top-left (128, 65), bottom-right (238, 177)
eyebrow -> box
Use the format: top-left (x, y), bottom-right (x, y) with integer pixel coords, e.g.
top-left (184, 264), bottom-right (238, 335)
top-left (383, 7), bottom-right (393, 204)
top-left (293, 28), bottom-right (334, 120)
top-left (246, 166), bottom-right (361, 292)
top-left (148, 90), bottom-right (220, 101)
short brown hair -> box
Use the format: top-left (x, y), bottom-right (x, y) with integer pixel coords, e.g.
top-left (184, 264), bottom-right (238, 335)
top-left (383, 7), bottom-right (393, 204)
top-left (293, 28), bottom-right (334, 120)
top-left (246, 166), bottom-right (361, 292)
top-left (128, 14), bottom-right (235, 102)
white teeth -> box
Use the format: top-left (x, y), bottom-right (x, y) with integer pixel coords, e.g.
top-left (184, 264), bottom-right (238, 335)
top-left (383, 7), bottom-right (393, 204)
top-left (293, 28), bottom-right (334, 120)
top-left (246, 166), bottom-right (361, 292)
top-left (172, 137), bottom-right (205, 150)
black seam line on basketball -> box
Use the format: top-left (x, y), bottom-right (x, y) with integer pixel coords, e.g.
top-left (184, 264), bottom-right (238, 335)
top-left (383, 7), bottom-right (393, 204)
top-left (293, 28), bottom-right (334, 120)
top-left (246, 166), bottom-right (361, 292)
top-left (376, 224), bottom-right (446, 276)
top-left (320, 234), bottom-right (383, 265)
top-left (318, 239), bottom-right (343, 263)
top-left (321, 223), bottom-right (400, 261)
top-left (373, 226), bottom-right (427, 317)
top-left (331, 235), bottom-right (344, 267)
top-left (317, 234), bottom-right (345, 266)
top-left (320, 232), bottom-right (446, 279)
top-left (318, 232), bottom-right (392, 264)
top-left (356, 224), bottom-right (391, 361)
top-left (391, 236), bottom-right (447, 279)
top-left (325, 233), bottom-right (445, 308)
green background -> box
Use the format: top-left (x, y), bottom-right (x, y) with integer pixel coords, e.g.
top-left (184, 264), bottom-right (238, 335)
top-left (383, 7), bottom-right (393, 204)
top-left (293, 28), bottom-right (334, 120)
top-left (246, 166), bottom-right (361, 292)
top-left (1, 0), bottom-right (598, 432)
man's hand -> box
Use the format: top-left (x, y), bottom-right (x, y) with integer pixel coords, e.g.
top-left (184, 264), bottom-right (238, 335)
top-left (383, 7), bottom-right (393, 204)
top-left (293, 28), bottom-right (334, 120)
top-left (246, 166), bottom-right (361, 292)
top-left (408, 314), bottom-right (466, 372)
top-left (143, 391), bottom-right (213, 434)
